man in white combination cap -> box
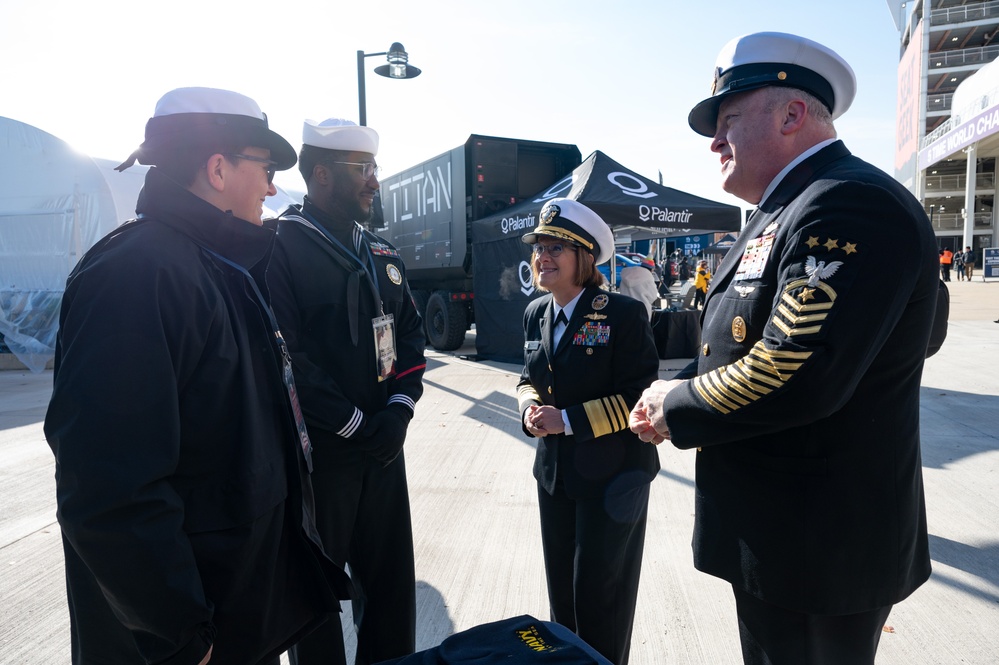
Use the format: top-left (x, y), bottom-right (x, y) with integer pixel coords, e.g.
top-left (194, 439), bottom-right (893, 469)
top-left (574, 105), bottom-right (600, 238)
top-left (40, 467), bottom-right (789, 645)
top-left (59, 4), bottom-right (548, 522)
top-left (45, 88), bottom-right (351, 665)
top-left (266, 119), bottom-right (426, 665)
top-left (630, 33), bottom-right (938, 664)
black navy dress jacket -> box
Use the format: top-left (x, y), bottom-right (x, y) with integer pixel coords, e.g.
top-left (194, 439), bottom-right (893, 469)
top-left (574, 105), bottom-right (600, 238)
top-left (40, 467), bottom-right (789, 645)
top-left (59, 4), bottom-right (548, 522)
top-left (44, 169), bottom-right (349, 665)
top-left (518, 287), bottom-right (660, 499)
top-left (663, 141), bottom-right (937, 616)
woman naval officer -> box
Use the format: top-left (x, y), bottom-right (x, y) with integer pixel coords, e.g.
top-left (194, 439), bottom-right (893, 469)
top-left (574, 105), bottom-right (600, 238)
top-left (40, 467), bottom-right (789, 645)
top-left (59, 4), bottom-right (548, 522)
top-left (516, 198), bottom-right (660, 665)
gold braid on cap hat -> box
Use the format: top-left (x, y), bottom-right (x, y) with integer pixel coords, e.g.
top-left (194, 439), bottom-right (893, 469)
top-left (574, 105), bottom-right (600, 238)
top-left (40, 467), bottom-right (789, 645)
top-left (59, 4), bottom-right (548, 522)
top-left (533, 225), bottom-right (594, 250)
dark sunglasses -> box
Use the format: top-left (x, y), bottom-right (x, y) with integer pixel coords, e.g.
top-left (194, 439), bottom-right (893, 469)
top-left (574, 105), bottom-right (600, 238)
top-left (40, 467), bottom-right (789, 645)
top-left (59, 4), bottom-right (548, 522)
top-left (225, 153), bottom-right (277, 183)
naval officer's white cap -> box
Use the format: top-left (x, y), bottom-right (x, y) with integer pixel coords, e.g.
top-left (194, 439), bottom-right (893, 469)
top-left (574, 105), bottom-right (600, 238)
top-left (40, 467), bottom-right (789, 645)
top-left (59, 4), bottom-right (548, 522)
top-left (521, 198), bottom-right (616, 267)
top-left (688, 32), bottom-right (857, 137)
top-left (302, 118), bottom-right (379, 155)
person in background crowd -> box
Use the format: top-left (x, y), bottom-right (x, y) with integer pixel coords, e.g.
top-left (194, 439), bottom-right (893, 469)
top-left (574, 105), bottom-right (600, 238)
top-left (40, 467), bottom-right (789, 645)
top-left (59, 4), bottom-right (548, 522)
top-left (517, 198), bottom-right (659, 665)
top-left (954, 247), bottom-right (965, 281)
top-left (693, 259), bottom-right (712, 309)
top-left (963, 246), bottom-right (976, 281)
top-left (678, 255), bottom-right (691, 281)
top-left (267, 118), bottom-right (426, 665)
top-left (630, 32), bottom-right (937, 665)
top-left (45, 87), bottom-right (350, 665)
top-left (940, 247), bottom-right (953, 281)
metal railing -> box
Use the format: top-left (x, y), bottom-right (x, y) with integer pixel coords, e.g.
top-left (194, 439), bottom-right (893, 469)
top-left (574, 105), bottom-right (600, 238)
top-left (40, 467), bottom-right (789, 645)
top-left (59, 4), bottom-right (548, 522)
top-left (924, 172), bottom-right (996, 190)
top-left (921, 80), bottom-right (999, 147)
top-left (929, 211), bottom-right (994, 230)
top-left (928, 43), bottom-right (999, 69)
top-left (931, 1), bottom-right (999, 25)
top-left (927, 93), bottom-right (954, 113)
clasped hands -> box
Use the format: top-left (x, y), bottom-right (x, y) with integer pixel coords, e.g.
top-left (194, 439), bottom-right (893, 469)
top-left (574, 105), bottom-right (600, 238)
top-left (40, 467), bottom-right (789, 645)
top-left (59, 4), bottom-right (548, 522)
top-left (524, 379), bottom-right (685, 446)
top-left (523, 404), bottom-right (565, 437)
top-left (628, 379), bottom-right (684, 445)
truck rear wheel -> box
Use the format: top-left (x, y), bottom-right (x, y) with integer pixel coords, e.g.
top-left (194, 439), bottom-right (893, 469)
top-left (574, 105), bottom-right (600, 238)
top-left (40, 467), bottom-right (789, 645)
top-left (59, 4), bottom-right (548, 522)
top-left (426, 291), bottom-right (467, 351)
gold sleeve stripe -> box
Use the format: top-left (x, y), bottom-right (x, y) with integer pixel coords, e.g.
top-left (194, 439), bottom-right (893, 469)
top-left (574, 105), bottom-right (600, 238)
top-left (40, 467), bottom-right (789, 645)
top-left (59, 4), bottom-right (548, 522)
top-left (582, 394), bottom-right (629, 438)
top-left (703, 372), bottom-right (750, 407)
top-left (773, 319), bottom-right (824, 336)
top-left (730, 365), bottom-right (775, 397)
top-left (694, 341), bottom-right (813, 414)
top-left (759, 348), bottom-right (814, 360)
top-left (721, 369), bottom-right (767, 400)
top-left (744, 354), bottom-right (804, 380)
top-left (776, 304), bottom-right (830, 326)
top-left (517, 384), bottom-right (542, 412)
top-left (736, 362), bottom-right (786, 388)
top-left (695, 381), bottom-right (732, 414)
top-left (781, 292), bottom-right (834, 312)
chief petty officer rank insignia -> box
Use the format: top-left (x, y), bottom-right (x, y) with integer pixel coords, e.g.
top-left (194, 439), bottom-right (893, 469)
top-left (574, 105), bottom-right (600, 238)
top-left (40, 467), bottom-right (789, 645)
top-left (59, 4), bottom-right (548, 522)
top-left (770, 235), bottom-right (857, 339)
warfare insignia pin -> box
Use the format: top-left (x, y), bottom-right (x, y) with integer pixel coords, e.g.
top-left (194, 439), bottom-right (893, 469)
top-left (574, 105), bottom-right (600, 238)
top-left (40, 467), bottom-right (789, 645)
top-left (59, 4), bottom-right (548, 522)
top-left (584, 313), bottom-right (608, 320)
top-left (591, 294), bottom-right (609, 311)
top-left (386, 264), bottom-right (403, 285)
top-left (734, 285), bottom-right (756, 298)
top-left (732, 316), bottom-right (747, 343)
top-left (541, 203), bottom-right (560, 224)
top-left (763, 221), bottom-right (780, 235)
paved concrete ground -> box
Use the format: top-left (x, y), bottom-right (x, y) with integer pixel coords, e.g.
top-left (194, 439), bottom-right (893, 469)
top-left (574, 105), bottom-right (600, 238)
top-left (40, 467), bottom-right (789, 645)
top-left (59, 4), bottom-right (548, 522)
top-left (2, 278), bottom-right (997, 664)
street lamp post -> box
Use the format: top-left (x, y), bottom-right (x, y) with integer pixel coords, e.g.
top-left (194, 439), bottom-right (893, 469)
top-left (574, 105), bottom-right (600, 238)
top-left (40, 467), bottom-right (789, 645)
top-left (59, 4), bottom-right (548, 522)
top-left (356, 42), bottom-right (422, 126)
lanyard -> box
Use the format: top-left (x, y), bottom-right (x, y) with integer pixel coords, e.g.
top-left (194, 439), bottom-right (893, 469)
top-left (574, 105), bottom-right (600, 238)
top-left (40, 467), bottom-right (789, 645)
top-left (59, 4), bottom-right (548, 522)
top-left (203, 248), bottom-right (313, 468)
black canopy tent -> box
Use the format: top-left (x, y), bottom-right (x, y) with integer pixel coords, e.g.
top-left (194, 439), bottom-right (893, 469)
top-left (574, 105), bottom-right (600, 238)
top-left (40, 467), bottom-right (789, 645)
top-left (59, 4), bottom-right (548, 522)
top-left (471, 150), bottom-right (740, 363)
top-left (703, 233), bottom-right (738, 254)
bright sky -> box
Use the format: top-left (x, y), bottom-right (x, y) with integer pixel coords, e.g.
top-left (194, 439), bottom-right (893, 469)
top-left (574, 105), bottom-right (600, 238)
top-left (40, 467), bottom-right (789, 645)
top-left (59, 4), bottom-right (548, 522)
top-left (1, 0), bottom-right (901, 213)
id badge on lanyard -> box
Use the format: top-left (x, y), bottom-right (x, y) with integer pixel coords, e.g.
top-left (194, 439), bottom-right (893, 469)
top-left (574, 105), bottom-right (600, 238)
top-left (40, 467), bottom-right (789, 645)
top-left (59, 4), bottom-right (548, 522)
top-left (373, 314), bottom-right (397, 382)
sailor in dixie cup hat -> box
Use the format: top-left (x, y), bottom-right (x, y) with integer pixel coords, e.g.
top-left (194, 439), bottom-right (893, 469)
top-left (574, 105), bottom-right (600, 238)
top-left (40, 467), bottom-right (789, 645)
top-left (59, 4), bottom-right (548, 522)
top-left (267, 114), bottom-right (428, 664)
top-left (521, 197), bottom-right (616, 266)
top-left (686, 31), bottom-right (857, 137)
top-left (301, 117), bottom-right (379, 154)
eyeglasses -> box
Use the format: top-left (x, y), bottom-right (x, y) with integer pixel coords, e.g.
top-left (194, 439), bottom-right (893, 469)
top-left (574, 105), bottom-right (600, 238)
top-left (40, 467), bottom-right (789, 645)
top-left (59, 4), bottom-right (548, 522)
top-left (326, 161), bottom-right (381, 180)
top-left (225, 153), bottom-right (277, 183)
top-left (532, 242), bottom-right (576, 257)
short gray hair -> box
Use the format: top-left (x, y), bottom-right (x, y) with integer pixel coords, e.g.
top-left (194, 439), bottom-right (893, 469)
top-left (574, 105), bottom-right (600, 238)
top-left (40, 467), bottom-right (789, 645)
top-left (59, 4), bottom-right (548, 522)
top-left (762, 86), bottom-right (834, 127)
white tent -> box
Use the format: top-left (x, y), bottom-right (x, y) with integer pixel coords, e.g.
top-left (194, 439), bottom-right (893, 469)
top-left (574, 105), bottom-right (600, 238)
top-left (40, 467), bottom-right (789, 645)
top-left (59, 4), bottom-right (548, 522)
top-left (1, 116), bottom-right (121, 372)
top-left (1, 117), bottom-right (303, 372)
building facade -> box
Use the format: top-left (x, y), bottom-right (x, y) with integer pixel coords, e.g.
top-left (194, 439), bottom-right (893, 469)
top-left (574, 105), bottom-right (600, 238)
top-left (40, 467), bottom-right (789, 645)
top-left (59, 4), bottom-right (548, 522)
top-left (891, 0), bottom-right (999, 254)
